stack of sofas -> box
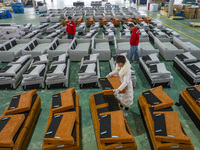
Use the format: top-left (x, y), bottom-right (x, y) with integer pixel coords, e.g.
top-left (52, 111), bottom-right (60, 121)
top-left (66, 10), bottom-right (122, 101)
top-left (89, 76), bottom-right (137, 150)
top-left (42, 87), bottom-right (80, 150)
top-left (0, 90), bottom-right (41, 149)
top-left (138, 86), bottom-right (194, 150)
top-left (179, 85), bottom-right (200, 131)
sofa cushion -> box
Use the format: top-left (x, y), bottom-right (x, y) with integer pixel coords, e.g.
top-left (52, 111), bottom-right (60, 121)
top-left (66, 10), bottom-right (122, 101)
top-left (185, 42), bottom-right (200, 50)
top-left (163, 42), bottom-right (178, 50)
top-left (75, 43), bottom-right (90, 51)
top-left (9, 44), bottom-right (26, 53)
top-left (139, 42), bottom-right (155, 50)
top-left (56, 43), bottom-right (70, 51)
top-left (118, 42), bottom-right (130, 50)
top-left (96, 42), bottom-right (110, 51)
top-left (34, 43), bottom-right (50, 51)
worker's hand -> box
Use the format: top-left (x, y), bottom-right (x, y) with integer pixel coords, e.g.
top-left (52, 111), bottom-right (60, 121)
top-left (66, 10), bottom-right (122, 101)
top-left (113, 89), bottom-right (120, 95)
top-left (106, 74), bottom-right (112, 78)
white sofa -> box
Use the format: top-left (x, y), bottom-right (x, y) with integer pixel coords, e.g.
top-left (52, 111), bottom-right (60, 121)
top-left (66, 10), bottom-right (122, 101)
top-left (173, 37), bottom-right (200, 60)
top-left (0, 38), bottom-right (29, 62)
top-left (92, 38), bottom-right (111, 61)
top-left (68, 37), bottom-right (91, 61)
top-left (47, 37), bottom-right (72, 60)
top-left (154, 37), bottom-right (184, 61)
top-left (22, 38), bottom-right (52, 57)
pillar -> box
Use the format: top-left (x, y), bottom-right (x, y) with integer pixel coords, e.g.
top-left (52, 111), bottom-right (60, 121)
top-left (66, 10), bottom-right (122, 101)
top-left (168, 0), bottom-right (174, 18)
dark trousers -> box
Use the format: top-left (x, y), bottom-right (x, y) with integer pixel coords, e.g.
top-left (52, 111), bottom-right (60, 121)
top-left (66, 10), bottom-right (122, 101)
top-left (120, 104), bottom-right (129, 111)
top-left (68, 34), bottom-right (74, 39)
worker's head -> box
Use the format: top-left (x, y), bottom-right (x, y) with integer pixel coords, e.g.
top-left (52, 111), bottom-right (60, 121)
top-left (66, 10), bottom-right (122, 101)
top-left (68, 16), bottom-right (72, 22)
top-left (116, 55), bottom-right (126, 67)
top-left (129, 24), bottom-right (135, 30)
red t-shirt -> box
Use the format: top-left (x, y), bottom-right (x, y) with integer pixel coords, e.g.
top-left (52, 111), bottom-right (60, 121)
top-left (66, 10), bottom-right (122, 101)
top-left (66, 21), bottom-right (76, 35)
top-left (130, 27), bottom-right (140, 46)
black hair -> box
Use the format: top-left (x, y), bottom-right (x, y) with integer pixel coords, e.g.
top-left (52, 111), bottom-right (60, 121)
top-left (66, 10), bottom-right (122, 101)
top-left (68, 16), bottom-right (72, 19)
top-left (129, 24), bottom-right (135, 28)
top-left (116, 55), bottom-right (126, 64)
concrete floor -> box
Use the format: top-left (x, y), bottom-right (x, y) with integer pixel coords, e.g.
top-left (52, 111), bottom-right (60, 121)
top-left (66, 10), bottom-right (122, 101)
top-left (0, 0), bottom-right (200, 150)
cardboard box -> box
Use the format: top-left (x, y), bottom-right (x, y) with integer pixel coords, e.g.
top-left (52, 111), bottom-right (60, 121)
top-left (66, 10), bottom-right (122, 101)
top-left (163, 5), bottom-right (169, 11)
top-left (160, 10), bottom-right (168, 17)
top-left (173, 5), bottom-right (183, 13)
top-left (196, 8), bottom-right (200, 19)
top-left (184, 7), bottom-right (196, 19)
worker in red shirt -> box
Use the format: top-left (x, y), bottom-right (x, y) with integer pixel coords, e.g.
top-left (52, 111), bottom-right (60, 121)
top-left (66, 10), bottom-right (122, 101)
top-left (66, 16), bottom-right (76, 39)
top-left (129, 24), bottom-right (140, 64)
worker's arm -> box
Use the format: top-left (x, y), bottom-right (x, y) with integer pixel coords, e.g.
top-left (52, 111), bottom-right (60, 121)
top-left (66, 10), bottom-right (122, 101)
top-left (108, 70), bottom-right (118, 77)
top-left (73, 22), bottom-right (76, 35)
top-left (118, 72), bottom-right (129, 91)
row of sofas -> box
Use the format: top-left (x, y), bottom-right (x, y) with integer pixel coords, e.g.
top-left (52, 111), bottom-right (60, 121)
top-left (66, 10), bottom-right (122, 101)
top-left (0, 84), bottom-right (199, 149)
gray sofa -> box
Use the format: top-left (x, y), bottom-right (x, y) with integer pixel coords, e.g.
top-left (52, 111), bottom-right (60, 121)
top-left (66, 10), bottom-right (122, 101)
top-left (173, 37), bottom-right (200, 60)
top-left (68, 37), bottom-right (91, 61)
top-left (44, 30), bottom-right (64, 39)
top-left (154, 37), bottom-right (184, 60)
top-left (139, 41), bottom-right (159, 57)
top-left (92, 38), bottom-right (111, 61)
top-left (22, 29), bottom-right (42, 40)
top-left (38, 14), bottom-right (50, 23)
top-left (0, 38), bottom-right (29, 62)
top-left (47, 37), bottom-right (72, 60)
top-left (114, 37), bottom-right (130, 58)
top-left (22, 38), bottom-right (52, 57)
top-left (0, 55), bottom-right (32, 89)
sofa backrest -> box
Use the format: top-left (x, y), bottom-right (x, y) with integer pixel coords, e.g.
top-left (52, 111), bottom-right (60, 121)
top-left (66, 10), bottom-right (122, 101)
top-left (5, 42), bottom-right (12, 50)
top-left (33, 39), bottom-right (38, 47)
top-left (29, 42), bottom-right (35, 50)
top-left (24, 45), bottom-right (30, 51)
top-left (72, 39), bottom-right (77, 49)
top-left (11, 39), bottom-right (17, 47)
top-left (49, 38), bottom-right (59, 50)
top-left (0, 46), bottom-right (6, 51)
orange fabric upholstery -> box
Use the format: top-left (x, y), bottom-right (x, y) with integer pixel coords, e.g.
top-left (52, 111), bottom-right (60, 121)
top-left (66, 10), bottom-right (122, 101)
top-left (43, 112), bottom-right (76, 145)
top-left (138, 86), bottom-right (194, 150)
top-left (99, 17), bottom-right (107, 26)
top-left (89, 92), bottom-right (137, 150)
top-left (52, 88), bottom-right (75, 113)
top-left (99, 76), bottom-right (126, 95)
top-left (141, 86), bottom-right (174, 110)
top-left (6, 90), bottom-right (37, 115)
top-left (0, 115), bottom-right (25, 147)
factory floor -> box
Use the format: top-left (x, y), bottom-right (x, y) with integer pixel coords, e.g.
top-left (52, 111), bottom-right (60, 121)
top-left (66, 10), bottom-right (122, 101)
top-left (0, 0), bottom-right (200, 149)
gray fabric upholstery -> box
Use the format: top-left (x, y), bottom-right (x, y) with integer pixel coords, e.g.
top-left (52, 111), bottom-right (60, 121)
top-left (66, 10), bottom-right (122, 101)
top-left (75, 43), bottom-right (90, 51)
top-left (92, 38), bottom-right (111, 60)
top-left (173, 37), bottom-right (200, 60)
top-left (154, 37), bottom-right (184, 60)
top-left (139, 42), bottom-right (159, 56)
top-left (96, 42), bottom-right (110, 50)
top-left (69, 38), bottom-right (90, 61)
